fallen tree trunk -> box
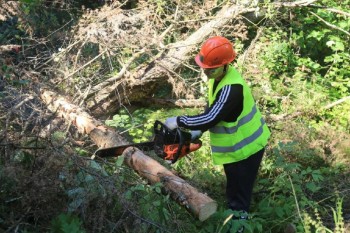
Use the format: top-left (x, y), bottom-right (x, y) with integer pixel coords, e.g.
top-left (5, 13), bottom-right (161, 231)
top-left (87, 4), bottom-right (258, 116)
top-left (123, 147), bottom-right (217, 222)
top-left (39, 85), bottom-right (217, 221)
top-left (39, 85), bottom-right (127, 148)
top-left (87, 0), bottom-right (318, 116)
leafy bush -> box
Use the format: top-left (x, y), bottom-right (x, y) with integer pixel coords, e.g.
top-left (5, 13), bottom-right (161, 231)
top-left (51, 213), bottom-right (85, 233)
top-left (105, 107), bottom-right (202, 143)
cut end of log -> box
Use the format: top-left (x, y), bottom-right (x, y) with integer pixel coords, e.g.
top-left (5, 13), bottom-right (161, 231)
top-left (198, 201), bottom-right (218, 222)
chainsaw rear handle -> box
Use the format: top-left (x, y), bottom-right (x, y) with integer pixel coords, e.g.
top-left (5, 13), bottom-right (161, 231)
top-left (172, 127), bottom-right (184, 163)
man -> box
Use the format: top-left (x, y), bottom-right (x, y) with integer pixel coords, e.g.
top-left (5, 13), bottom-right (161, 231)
top-left (165, 36), bottom-right (270, 231)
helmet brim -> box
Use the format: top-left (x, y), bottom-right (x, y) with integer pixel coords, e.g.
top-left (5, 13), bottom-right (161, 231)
top-left (195, 54), bottom-right (223, 69)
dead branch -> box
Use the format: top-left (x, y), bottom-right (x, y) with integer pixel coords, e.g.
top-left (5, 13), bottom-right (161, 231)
top-left (86, 0), bottom-right (321, 116)
top-left (325, 8), bottom-right (350, 17)
top-left (324, 96), bottom-right (350, 110)
top-left (65, 49), bottom-right (108, 79)
top-left (274, 0), bottom-right (318, 7)
top-left (87, 4), bottom-right (258, 116)
top-left (268, 95), bottom-right (350, 121)
top-left (88, 48), bottom-right (146, 95)
top-left (310, 12), bottom-right (350, 36)
top-left (0, 44), bottom-right (21, 53)
top-left (308, 4), bottom-right (350, 17)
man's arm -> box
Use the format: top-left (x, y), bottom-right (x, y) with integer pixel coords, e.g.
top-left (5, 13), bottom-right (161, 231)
top-left (177, 84), bottom-right (243, 131)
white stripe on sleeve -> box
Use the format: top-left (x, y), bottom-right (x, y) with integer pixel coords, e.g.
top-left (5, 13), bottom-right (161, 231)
top-left (180, 85), bottom-right (231, 126)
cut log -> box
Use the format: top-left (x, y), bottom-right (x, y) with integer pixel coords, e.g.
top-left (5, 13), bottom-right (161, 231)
top-left (39, 86), bottom-right (217, 221)
top-left (123, 147), bottom-right (217, 222)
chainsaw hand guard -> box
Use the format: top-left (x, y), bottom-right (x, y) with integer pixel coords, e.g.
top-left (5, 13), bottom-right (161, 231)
top-left (153, 120), bottom-right (202, 163)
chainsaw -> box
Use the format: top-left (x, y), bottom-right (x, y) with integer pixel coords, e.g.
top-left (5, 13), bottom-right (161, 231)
top-left (94, 120), bottom-right (202, 163)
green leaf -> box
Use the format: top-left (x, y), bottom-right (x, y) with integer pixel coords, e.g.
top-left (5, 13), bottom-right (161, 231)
top-left (306, 182), bottom-right (319, 192)
top-left (133, 184), bottom-right (145, 191)
top-left (311, 170), bottom-right (323, 182)
top-left (125, 190), bottom-right (132, 199)
top-left (275, 207), bottom-right (284, 218)
top-left (153, 200), bottom-right (161, 207)
top-left (115, 155), bottom-right (124, 167)
top-left (326, 40), bottom-right (336, 47)
top-left (334, 41), bottom-right (345, 51)
top-left (51, 214), bottom-right (85, 233)
top-left (307, 31), bottom-right (324, 41)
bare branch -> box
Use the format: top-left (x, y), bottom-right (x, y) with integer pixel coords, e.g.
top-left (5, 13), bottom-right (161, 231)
top-left (274, 0), bottom-right (318, 7)
top-left (65, 49), bottom-right (108, 79)
top-left (308, 4), bottom-right (350, 17)
top-left (310, 12), bottom-right (350, 36)
top-left (89, 48), bottom-right (146, 94)
top-left (324, 96), bottom-right (350, 110)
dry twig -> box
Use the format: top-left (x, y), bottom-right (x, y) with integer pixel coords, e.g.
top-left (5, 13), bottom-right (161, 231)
top-left (310, 12), bottom-right (350, 36)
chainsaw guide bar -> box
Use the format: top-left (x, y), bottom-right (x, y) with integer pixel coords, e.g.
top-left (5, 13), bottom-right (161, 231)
top-left (93, 120), bottom-right (202, 163)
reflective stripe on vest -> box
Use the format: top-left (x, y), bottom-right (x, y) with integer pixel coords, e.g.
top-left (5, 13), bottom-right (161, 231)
top-left (211, 118), bottom-right (266, 153)
top-left (209, 104), bottom-right (258, 134)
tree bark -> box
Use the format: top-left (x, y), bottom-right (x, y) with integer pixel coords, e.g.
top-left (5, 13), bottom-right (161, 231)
top-left (87, 4), bottom-right (257, 116)
top-left (123, 147), bottom-right (217, 222)
top-left (86, 0), bottom-right (318, 117)
top-left (39, 85), bottom-right (127, 148)
top-left (39, 86), bottom-right (217, 221)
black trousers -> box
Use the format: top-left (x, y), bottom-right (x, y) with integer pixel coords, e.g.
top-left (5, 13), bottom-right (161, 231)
top-left (223, 148), bottom-right (265, 212)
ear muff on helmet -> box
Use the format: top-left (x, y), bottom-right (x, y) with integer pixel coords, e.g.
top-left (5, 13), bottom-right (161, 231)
top-left (195, 36), bottom-right (236, 69)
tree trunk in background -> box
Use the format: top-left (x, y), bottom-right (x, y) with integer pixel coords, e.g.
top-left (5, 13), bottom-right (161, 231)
top-left (39, 85), bottom-right (217, 221)
top-left (86, 0), bottom-right (318, 117)
top-left (86, 4), bottom-right (257, 116)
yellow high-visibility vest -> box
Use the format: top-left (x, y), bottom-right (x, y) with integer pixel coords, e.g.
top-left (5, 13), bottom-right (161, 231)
top-left (208, 66), bottom-right (270, 165)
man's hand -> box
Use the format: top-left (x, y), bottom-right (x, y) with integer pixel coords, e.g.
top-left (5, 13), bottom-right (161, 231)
top-left (190, 130), bottom-right (202, 140)
top-left (165, 117), bottom-right (178, 130)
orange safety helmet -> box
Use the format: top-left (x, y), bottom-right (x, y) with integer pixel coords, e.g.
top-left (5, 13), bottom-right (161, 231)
top-left (195, 36), bottom-right (236, 69)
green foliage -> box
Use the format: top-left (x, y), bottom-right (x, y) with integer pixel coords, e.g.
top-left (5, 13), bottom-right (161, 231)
top-left (303, 198), bottom-right (345, 233)
top-left (105, 107), bottom-right (201, 143)
top-left (291, 3), bottom-right (350, 99)
top-left (261, 31), bottom-right (298, 78)
top-left (258, 3), bottom-right (350, 130)
top-left (51, 213), bottom-right (85, 233)
top-left (1, 64), bottom-right (30, 87)
top-left (199, 209), bottom-right (264, 233)
top-left (250, 141), bottom-right (343, 232)
top-left (122, 181), bottom-right (202, 232)
top-left (18, 0), bottom-right (73, 37)
top-left (125, 183), bottom-right (170, 223)
top-left (65, 161), bottom-right (108, 212)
